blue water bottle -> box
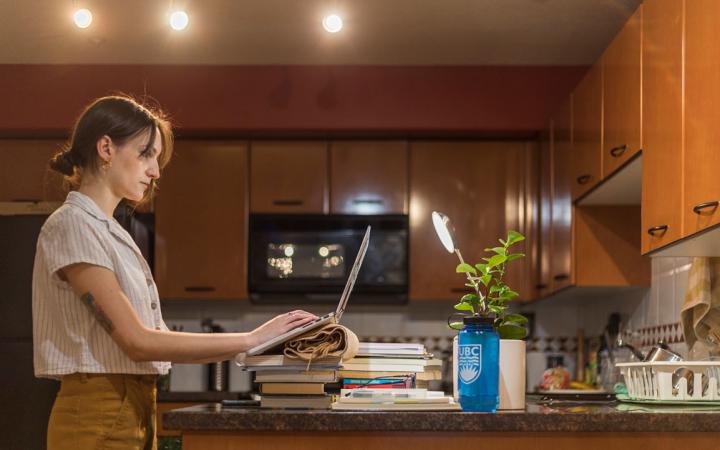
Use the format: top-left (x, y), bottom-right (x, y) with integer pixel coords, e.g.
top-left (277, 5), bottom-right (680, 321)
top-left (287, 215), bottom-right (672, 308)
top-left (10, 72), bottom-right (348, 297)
top-left (457, 316), bottom-right (499, 412)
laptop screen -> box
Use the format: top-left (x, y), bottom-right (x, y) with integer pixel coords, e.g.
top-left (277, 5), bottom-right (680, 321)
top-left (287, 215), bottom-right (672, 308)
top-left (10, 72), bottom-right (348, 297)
top-left (335, 225), bottom-right (371, 320)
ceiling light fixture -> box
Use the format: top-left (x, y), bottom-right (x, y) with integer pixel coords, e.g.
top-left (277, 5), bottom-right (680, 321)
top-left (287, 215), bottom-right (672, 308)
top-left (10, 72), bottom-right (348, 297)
top-left (322, 14), bottom-right (343, 33)
top-left (169, 10), bottom-right (189, 31)
top-left (73, 8), bottom-right (93, 29)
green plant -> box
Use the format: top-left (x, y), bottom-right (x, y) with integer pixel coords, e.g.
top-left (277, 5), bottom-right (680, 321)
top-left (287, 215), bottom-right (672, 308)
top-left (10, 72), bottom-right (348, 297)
top-left (450, 230), bottom-right (529, 340)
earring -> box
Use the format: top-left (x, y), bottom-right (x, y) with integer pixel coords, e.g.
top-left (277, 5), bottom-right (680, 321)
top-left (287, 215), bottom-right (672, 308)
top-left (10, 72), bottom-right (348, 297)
top-left (101, 159), bottom-right (112, 171)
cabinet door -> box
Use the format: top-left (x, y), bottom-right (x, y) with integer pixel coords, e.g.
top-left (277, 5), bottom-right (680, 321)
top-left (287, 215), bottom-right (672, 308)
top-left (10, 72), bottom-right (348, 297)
top-left (641, 0), bottom-right (683, 253)
top-left (0, 140), bottom-right (66, 202)
top-left (330, 141), bottom-right (408, 214)
top-left (571, 63), bottom-right (603, 200)
top-left (602, 5), bottom-right (642, 177)
top-left (155, 142), bottom-right (248, 299)
top-left (409, 141), bottom-right (526, 301)
top-left (537, 126), bottom-right (554, 298)
top-left (551, 97), bottom-right (574, 291)
top-left (250, 141), bottom-right (327, 213)
top-left (684, 0), bottom-right (720, 235)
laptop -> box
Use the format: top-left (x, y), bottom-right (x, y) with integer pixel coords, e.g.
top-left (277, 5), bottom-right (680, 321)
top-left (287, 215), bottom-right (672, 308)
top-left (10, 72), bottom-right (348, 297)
top-left (245, 225), bottom-right (371, 356)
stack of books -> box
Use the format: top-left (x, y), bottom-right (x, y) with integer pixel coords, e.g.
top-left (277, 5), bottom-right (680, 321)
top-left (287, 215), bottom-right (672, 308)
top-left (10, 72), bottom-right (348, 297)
top-left (338, 342), bottom-right (443, 390)
top-left (236, 353), bottom-right (342, 409)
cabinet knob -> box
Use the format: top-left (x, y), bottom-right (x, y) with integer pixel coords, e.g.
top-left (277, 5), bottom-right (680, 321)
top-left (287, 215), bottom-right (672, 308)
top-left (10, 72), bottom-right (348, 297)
top-left (184, 286), bottom-right (216, 292)
top-left (450, 287), bottom-right (469, 293)
top-left (576, 174), bottom-right (592, 185)
top-left (647, 225), bottom-right (668, 236)
top-left (535, 283), bottom-right (549, 289)
top-left (692, 201), bottom-right (719, 215)
top-left (272, 200), bottom-right (304, 206)
top-left (352, 199), bottom-right (384, 205)
top-left (553, 274), bottom-right (569, 281)
top-left (609, 144), bottom-right (627, 158)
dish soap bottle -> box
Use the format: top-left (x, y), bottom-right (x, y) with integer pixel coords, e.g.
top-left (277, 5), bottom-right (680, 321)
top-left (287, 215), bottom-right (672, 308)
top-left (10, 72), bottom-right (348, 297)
top-left (457, 316), bottom-right (499, 412)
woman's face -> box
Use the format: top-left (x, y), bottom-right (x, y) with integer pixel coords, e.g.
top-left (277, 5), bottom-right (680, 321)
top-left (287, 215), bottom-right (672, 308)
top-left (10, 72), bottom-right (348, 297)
top-left (105, 127), bottom-right (161, 202)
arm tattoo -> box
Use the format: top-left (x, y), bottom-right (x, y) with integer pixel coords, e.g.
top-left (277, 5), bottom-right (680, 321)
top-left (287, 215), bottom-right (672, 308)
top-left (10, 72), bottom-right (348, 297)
top-left (80, 292), bottom-right (115, 334)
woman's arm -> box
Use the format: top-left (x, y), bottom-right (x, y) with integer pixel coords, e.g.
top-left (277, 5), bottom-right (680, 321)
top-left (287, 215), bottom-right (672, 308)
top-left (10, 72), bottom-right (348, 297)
top-left (62, 263), bottom-right (317, 363)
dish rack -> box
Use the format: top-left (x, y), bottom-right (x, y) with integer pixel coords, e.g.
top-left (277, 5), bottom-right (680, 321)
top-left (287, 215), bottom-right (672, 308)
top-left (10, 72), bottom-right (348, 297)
top-left (616, 361), bottom-right (720, 401)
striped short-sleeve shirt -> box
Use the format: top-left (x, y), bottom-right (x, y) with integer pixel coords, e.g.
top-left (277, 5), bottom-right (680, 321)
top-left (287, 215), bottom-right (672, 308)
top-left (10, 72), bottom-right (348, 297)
top-left (32, 191), bottom-right (171, 379)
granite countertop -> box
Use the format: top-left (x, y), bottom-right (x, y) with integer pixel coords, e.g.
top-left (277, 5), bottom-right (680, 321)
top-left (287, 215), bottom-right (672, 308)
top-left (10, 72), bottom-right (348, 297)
top-left (163, 397), bottom-right (720, 433)
top-left (158, 391), bottom-right (246, 403)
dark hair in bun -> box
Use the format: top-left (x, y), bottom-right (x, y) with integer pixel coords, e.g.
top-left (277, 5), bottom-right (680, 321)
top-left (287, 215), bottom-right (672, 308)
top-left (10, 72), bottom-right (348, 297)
top-left (49, 95), bottom-right (174, 205)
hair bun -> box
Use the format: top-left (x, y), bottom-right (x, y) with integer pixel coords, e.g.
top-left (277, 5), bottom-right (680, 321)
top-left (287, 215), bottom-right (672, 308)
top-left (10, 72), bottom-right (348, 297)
top-left (49, 150), bottom-right (76, 176)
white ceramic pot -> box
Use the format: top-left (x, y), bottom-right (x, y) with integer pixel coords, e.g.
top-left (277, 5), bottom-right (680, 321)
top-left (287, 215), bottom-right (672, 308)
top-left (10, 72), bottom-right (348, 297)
top-left (498, 339), bottom-right (526, 410)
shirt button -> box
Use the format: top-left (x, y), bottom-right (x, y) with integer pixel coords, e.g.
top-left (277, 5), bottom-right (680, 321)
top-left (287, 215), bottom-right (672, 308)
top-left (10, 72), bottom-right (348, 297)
top-left (146, 278), bottom-right (153, 286)
top-left (155, 326), bottom-right (161, 330)
top-left (151, 302), bottom-right (157, 310)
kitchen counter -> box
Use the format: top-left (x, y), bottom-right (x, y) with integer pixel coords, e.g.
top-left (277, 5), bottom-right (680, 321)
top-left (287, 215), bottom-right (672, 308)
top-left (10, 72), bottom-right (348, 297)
top-left (164, 398), bottom-right (720, 450)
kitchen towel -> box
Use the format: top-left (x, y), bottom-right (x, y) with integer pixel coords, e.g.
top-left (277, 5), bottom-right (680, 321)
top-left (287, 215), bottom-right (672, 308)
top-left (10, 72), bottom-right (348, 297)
top-left (680, 257), bottom-right (720, 352)
top-left (283, 323), bottom-right (359, 368)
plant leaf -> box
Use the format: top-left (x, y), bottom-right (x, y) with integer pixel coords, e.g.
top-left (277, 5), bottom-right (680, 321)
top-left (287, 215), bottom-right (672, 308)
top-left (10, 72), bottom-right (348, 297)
top-left (497, 323), bottom-right (528, 340)
top-left (506, 290), bottom-right (519, 299)
top-left (484, 246), bottom-right (506, 256)
top-left (461, 293), bottom-right (479, 303)
top-left (489, 284), bottom-right (503, 294)
top-left (456, 263), bottom-right (477, 275)
top-left (503, 313), bottom-right (528, 325)
top-left (448, 321), bottom-right (464, 331)
top-left (487, 254), bottom-right (508, 269)
top-left (498, 238), bottom-right (507, 246)
top-left (488, 305), bottom-right (505, 314)
top-left (474, 263), bottom-right (488, 274)
top-left (507, 230), bottom-right (525, 246)
top-left (480, 274), bottom-right (492, 286)
top-left (506, 253), bottom-right (525, 262)
top-left (454, 302), bottom-right (474, 312)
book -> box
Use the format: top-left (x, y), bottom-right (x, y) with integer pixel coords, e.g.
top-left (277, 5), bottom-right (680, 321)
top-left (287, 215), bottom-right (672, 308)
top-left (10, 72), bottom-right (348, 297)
top-left (236, 354), bottom-right (342, 371)
top-left (358, 342), bottom-right (426, 354)
top-left (260, 383), bottom-right (326, 395)
top-left (260, 394), bottom-right (333, 409)
top-left (332, 390), bottom-right (460, 411)
top-left (331, 401), bottom-right (461, 411)
top-left (343, 357), bottom-right (432, 366)
top-left (254, 370), bottom-right (337, 383)
top-left (342, 377), bottom-right (414, 389)
top-left (340, 362), bottom-right (426, 372)
top-left (337, 370), bottom-right (441, 381)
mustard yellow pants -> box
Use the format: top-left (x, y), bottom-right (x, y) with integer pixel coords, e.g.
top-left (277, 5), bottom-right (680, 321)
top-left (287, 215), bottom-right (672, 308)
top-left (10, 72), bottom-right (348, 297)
top-left (47, 373), bottom-right (158, 450)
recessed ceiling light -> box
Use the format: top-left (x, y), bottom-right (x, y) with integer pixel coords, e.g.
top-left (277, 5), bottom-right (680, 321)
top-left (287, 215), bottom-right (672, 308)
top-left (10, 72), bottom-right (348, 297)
top-left (169, 11), bottom-right (189, 31)
top-left (322, 14), bottom-right (343, 33)
top-left (73, 9), bottom-right (93, 29)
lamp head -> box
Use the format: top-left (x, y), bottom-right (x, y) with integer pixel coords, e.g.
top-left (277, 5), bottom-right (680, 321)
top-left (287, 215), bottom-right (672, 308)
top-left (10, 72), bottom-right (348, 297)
top-left (432, 211), bottom-right (456, 253)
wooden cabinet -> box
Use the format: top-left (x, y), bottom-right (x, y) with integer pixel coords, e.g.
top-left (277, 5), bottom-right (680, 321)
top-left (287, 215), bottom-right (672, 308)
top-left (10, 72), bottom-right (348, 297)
top-left (250, 141), bottom-right (328, 213)
top-left (602, 5), bottom-right (642, 178)
top-left (684, 0), bottom-right (720, 236)
top-left (641, 0), bottom-right (683, 254)
top-left (537, 126), bottom-right (554, 298)
top-left (0, 139), bottom-right (66, 202)
top-left (155, 142), bottom-right (248, 299)
top-left (571, 63), bottom-right (603, 200)
top-left (409, 141), bottom-right (529, 301)
top-left (330, 141), bottom-right (408, 214)
top-left (551, 97), bottom-right (574, 291)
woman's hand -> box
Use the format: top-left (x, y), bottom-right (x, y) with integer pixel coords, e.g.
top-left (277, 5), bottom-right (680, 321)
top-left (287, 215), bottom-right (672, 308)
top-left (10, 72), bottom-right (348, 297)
top-left (248, 310), bottom-right (318, 349)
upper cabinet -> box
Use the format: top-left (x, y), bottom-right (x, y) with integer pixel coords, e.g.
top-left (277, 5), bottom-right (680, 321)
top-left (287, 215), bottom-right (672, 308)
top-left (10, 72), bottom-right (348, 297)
top-left (684, 0), bottom-right (720, 236)
top-left (155, 142), bottom-right (249, 300)
top-left (330, 141), bottom-right (408, 215)
top-left (602, 5), bottom-right (642, 177)
top-left (250, 141), bottom-right (328, 214)
top-left (0, 140), bottom-right (66, 202)
top-left (409, 141), bottom-right (531, 301)
top-left (571, 63), bottom-right (603, 200)
top-left (551, 97), bottom-right (574, 291)
top-left (641, 0), bottom-right (683, 253)
top-left (537, 126), bottom-right (554, 298)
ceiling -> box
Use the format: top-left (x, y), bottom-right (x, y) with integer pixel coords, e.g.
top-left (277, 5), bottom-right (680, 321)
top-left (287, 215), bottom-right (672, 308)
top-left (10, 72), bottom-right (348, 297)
top-left (1, 0), bottom-right (641, 65)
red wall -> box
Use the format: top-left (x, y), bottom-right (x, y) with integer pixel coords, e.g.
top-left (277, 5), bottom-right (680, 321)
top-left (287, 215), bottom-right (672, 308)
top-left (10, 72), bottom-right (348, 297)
top-left (0, 65), bottom-right (586, 136)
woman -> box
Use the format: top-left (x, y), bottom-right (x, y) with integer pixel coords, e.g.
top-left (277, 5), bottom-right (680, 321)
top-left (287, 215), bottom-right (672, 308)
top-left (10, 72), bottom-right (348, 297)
top-left (32, 95), bottom-right (317, 450)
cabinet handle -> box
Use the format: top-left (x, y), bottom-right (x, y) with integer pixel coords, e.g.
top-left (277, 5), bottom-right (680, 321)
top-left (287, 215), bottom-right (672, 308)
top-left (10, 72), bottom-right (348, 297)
top-left (553, 274), bottom-right (569, 281)
top-left (692, 201), bottom-right (720, 215)
top-left (535, 283), bottom-right (548, 289)
top-left (609, 144), bottom-right (627, 158)
top-left (647, 225), bottom-right (668, 236)
top-left (576, 174), bottom-right (592, 185)
top-left (272, 200), bottom-right (304, 206)
top-left (450, 288), bottom-right (469, 293)
top-left (185, 286), bottom-right (216, 292)
top-left (352, 199), bottom-right (384, 205)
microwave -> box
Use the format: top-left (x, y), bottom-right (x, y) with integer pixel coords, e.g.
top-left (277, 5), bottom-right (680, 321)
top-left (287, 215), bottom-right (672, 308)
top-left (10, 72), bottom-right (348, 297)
top-left (248, 214), bottom-right (408, 302)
